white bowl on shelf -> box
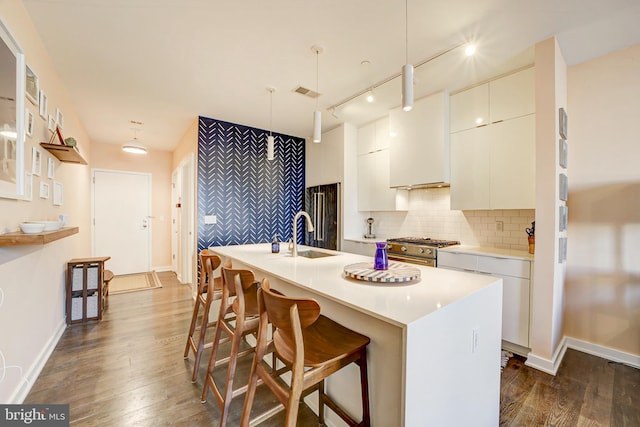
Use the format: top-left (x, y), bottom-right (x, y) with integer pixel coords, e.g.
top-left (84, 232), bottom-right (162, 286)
top-left (20, 223), bottom-right (46, 234)
top-left (24, 221), bottom-right (62, 231)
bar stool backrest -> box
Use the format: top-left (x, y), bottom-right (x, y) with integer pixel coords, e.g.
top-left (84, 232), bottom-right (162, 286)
top-left (261, 285), bottom-right (321, 332)
top-left (199, 250), bottom-right (222, 292)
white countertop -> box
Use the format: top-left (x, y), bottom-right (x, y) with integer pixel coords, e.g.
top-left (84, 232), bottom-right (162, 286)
top-left (439, 245), bottom-right (534, 261)
top-left (209, 243), bottom-right (501, 328)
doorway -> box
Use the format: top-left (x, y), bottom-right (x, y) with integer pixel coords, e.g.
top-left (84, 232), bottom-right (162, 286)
top-left (171, 154), bottom-right (194, 291)
top-left (92, 169), bottom-right (152, 275)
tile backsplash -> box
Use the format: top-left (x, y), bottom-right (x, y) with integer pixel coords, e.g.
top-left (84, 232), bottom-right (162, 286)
top-left (371, 187), bottom-right (535, 252)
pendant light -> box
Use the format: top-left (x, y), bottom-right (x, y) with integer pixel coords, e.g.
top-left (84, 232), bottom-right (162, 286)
top-left (311, 45), bottom-right (323, 143)
top-left (122, 128), bottom-right (147, 154)
top-left (401, 0), bottom-right (414, 112)
top-left (266, 87), bottom-right (275, 161)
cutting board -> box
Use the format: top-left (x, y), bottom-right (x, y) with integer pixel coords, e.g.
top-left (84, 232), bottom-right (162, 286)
top-left (343, 262), bottom-right (421, 283)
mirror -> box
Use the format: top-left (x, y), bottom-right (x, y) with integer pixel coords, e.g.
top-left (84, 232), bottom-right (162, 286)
top-left (0, 18), bottom-right (25, 199)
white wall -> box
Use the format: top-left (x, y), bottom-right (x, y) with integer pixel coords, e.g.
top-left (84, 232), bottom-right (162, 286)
top-left (0, 2), bottom-right (92, 403)
top-left (564, 44), bottom-right (640, 358)
top-left (527, 37), bottom-right (568, 372)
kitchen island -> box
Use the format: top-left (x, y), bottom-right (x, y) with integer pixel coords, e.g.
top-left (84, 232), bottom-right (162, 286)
top-left (210, 243), bottom-right (503, 427)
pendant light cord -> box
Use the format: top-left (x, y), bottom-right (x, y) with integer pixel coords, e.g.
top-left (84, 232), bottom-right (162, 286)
top-left (316, 49), bottom-right (319, 110)
top-left (405, 0), bottom-right (409, 64)
top-left (269, 89), bottom-right (273, 137)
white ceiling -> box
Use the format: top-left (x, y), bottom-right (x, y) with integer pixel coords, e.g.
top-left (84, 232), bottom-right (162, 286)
top-left (22, 0), bottom-right (640, 152)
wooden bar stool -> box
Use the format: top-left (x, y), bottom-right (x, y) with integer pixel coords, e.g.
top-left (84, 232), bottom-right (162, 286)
top-left (200, 266), bottom-right (264, 426)
top-left (102, 269), bottom-right (113, 309)
top-left (241, 278), bottom-right (371, 427)
top-left (184, 250), bottom-right (229, 382)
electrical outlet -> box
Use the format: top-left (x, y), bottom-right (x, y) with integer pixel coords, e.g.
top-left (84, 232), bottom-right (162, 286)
top-left (204, 215), bottom-right (217, 225)
top-left (495, 221), bottom-right (504, 232)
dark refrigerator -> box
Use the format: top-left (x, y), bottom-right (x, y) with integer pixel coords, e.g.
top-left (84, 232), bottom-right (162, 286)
top-left (304, 183), bottom-right (340, 250)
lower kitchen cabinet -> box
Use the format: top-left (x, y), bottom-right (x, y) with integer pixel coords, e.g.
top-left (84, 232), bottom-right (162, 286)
top-left (438, 251), bottom-right (531, 348)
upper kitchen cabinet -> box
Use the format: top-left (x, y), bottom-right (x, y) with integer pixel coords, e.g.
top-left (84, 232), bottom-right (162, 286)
top-left (389, 91), bottom-right (450, 188)
top-left (489, 67), bottom-right (535, 123)
top-left (451, 115), bottom-right (535, 210)
top-left (450, 67), bottom-right (535, 133)
top-left (450, 66), bottom-right (536, 210)
top-left (450, 84), bottom-right (489, 133)
top-left (357, 116), bottom-right (408, 211)
top-left (357, 116), bottom-right (389, 155)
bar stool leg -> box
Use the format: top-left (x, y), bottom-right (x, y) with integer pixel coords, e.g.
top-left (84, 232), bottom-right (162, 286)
top-left (358, 349), bottom-right (371, 426)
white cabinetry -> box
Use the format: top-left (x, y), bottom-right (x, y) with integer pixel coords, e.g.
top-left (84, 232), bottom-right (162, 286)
top-left (451, 114), bottom-right (535, 210)
top-left (489, 67), bottom-right (536, 123)
top-left (438, 251), bottom-right (531, 349)
top-left (450, 84), bottom-right (489, 133)
top-left (389, 91), bottom-right (450, 188)
top-left (450, 67), bottom-right (535, 210)
top-left (357, 117), bottom-right (408, 211)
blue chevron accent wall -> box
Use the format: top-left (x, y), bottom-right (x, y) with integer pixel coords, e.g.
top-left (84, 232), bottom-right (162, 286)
top-left (197, 116), bottom-right (305, 252)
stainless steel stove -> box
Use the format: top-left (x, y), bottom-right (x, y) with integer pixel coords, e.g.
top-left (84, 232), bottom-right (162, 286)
top-left (386, 237), bottom-right (460, 267)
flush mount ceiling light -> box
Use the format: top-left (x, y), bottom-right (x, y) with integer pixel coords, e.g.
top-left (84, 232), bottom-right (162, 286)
top-left (266, 87), bottom-right (275, 161)
top-left (311, 45), bottom-right (323, 143)
top-left (122, 128), bottom-right (147, 154)
top-left (402, 0), bottom-right (414, 112)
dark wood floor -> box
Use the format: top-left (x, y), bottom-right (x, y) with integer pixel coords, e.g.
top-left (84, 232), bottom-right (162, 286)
top-left (26, 272), bottom-right (639, 426)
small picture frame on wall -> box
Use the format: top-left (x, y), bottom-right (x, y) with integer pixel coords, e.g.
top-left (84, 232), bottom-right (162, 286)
top-left (559, 237), bottom-right (567, 263)
top-left (48, 114), bottom-right (56, 132)
top-left (39, 90), bottom-right (48, 119)
top-left (39, 181), bottom-right (49, 199)
top-left (24, 172), bottom-right (33, 201)
top-left (32, 147), bottom-right (42, 176)
top-left (559, 139), bottom-right (568, 168)
top-left (55, 107), bottom-right (64, 129)
top-left (559, 205), bottom-right (568, 232)
top-left (559, 107), bottom-right (568, 139)
top-left (25, 65), bottom-right (39, 105)
top-left (559, 173), bottom-right (568, 201)
top-left (26, 109), bottom-right (35, 137)
top-left (53, 181), bottom-right (63, 206)
top-left (47, 157), bottom-right (55, 179)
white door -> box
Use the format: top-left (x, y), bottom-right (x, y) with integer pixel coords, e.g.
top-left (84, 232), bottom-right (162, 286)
top-left (93, 169), bottom-right (151, 275)
top-left (180, 156), bottom-right (194, 287)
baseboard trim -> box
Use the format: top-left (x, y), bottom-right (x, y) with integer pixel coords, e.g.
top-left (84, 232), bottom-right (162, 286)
top-left (525, 335), bottom-right (640, 375)
top-left (565, 337), bottom-right (640, 369)
top-left (525, 336), bottom-right (568, 375)
top-left (9, 319), bottom-right (66, 403)
top-left (152, 265), bottom-right (173, 272)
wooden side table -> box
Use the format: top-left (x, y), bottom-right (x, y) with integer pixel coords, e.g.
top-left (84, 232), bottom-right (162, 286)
top-left (66, 256), bottom-right (111, 325)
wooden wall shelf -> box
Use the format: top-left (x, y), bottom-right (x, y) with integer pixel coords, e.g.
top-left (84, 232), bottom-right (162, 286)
top-left (0, 227), bottom-right (79, 246)
top-left (40, 143), bottom-right (87, 165)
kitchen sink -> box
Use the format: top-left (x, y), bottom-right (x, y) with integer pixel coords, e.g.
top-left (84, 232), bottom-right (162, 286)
top-left (297, 250), bottom-right (336, 259)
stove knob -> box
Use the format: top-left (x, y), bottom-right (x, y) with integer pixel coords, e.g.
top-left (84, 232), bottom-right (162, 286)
top-left (426, 248), bottom-right (433, 255)
top-left (386, 244), bottom-right (392, 250)
top-left (418, 248), bottom-right (425, 254)
top-left (401, 246), bottom-right (407, 252)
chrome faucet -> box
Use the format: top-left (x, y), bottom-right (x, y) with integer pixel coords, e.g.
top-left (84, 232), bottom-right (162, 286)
top-left (291, 211), bottom-right (314, 257)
